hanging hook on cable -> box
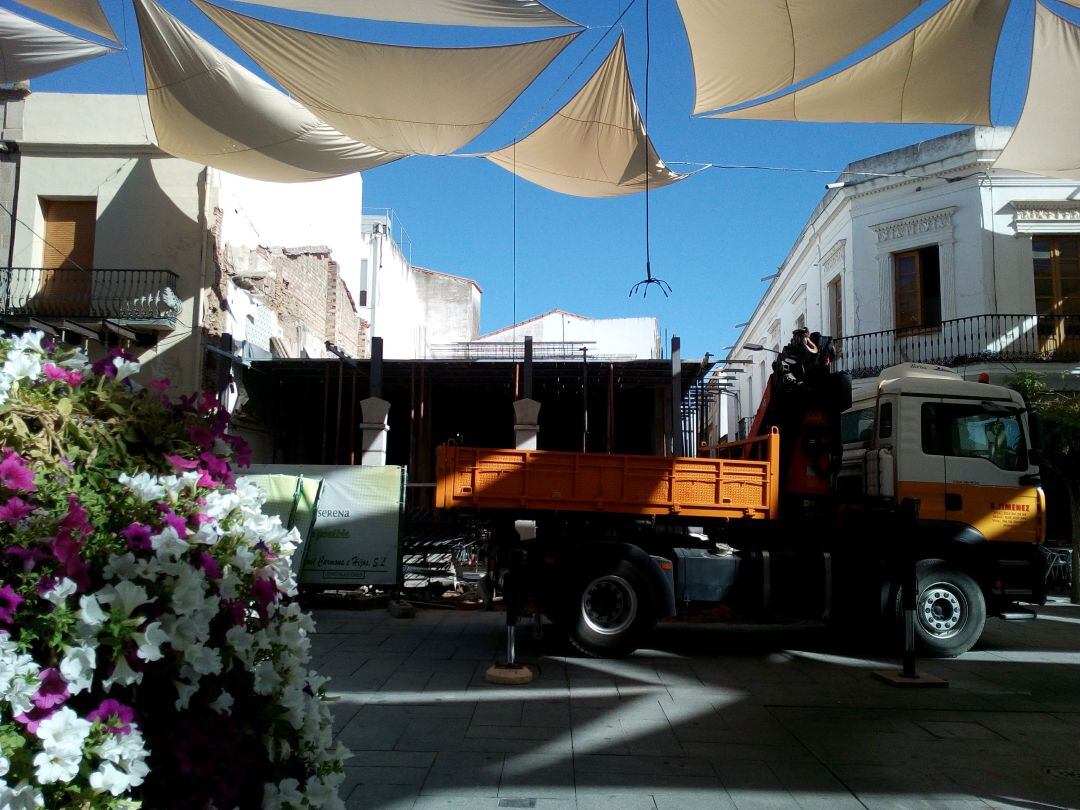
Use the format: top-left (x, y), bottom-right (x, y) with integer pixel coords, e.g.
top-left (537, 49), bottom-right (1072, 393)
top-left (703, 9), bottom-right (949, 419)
top-left (628, 0), bottom-right (670, 299)
top-left (629, 261), bottom-right (671, 298)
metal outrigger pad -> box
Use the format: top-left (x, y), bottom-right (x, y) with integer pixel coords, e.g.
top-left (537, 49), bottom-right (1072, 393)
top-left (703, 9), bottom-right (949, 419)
top-left (629, 262), bottom-right (671, 298)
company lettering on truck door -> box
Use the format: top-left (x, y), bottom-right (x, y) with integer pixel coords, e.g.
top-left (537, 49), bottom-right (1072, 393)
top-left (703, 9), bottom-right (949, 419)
top-left (921, 401), bottom-right (1042, 542)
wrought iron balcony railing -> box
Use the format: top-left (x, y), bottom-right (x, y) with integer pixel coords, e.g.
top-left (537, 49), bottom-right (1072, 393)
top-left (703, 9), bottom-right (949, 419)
top-left (834, 313), bottom-right (1080, 378)
top-left (0, 268), bottom-right (182, 323)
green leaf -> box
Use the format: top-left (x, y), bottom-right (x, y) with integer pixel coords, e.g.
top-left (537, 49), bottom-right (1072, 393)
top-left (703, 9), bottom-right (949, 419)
top-left (57, 397), bottom-right (72, 418)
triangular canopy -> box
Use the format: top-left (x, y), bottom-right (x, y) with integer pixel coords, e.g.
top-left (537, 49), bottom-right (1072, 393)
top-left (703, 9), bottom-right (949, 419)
top-left (675, 0), bottom-right (922, 114)
top-left (714, 0), bottom-right (1009, 125)
top-left (14, 0), bottom-right (118, 43)
top-left (230, 0), bottom-right (577, 27)
top-left (995, 3), bottom-right (1080, 180)
top-left (485, 38), bottom-right (689, 198)
top-left (0, 7), bottom-right (114, 84)
top-left (134, 0), bottom-right (397, 183)
top-left (193, 0), bottom-right (579, 156)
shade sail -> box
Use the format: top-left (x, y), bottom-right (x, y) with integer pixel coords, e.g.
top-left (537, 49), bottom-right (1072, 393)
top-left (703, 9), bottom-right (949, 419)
top-left (485, 38), bottom-right (689, 198)
top-left (714, 0), bottom-right (1008, 125)
top-left (675, 0), bottom-right (922, 114)
top-left (0, 7), bottom-right (114, 84)
top-left (995, 3), bottom-right (1080, 179)
top-left (231, 0), bottom-right (577, 27)
top-left (194, 0), bottom-right (578, 156)
top-left (14, 0), bottom-right (118, 43)
top-left (134, 0), bottom-right (398, 183)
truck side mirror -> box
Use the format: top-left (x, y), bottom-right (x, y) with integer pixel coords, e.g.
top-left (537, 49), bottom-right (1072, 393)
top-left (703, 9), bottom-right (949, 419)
top-left (1028, 412), bottom-right (1044, 459)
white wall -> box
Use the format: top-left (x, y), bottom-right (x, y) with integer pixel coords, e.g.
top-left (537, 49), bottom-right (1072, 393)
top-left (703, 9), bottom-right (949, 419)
top-left (477, 311), bottom-right (660, 359)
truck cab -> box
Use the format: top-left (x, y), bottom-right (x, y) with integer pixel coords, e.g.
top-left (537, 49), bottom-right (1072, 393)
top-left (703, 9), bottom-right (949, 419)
top-left (840, 363), bottom-right (1046, 649)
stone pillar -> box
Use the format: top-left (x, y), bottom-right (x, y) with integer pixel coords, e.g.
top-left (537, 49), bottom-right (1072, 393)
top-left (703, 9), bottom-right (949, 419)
top-left (359, 396), bottom-right (390, 466)
top-left (513, 398), bottom-right (540, 451)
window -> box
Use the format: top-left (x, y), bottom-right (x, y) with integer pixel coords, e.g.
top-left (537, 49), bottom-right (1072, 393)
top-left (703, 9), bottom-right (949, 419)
top-left (878, 402), bottom-right (893, 439)
top-left (921, 403), bottom-right (1026, 471)
top-left (39, 199), bottom-right (95, 315)
top-left (795, 313), bottom-right (806, 331)
top-left (841, 407), bottom-right (875, 444)
top-left (1032, 235), bottom-right (1080, 352)
top-left (894, 245), bottom-right (941, 330)
top-left (828, 276), bottom-right (843, 338)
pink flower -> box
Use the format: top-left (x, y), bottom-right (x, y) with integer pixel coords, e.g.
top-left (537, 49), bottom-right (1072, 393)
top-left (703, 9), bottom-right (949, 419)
top-left (197, 392), bottom-right (220, 415)
top-left (165, 454), bottom-right (199, 473)
top-left (148, 377), bottom-right (171, 393)
top-left (120, 522), bottom-right (152, 551)
top-left (60, 495), bottom-right (91, 537)
top-left (188, 426), bottom-right (214, 449)
top-left (199, 452), bottom-right (232, 485)
top-left (0, 450), bottom-right (36, 492)
top-left (88, 699), bottom-right (135, 735)
top-left (0, 583), bottom-right (24, 623)
top-left (196, 552), bottom-right (221, 580)
top-left (15, 704), bottom-right (56, 734)
top-left (0, 496), bottom-right (34, 523)
top-left (43, 363), bottom-right (83, 388)
top-left (155, 506), bottom-right (189, 538)
top-left (6, 545), bottom-right (48, 572)
top-left (32, 668), bottom-right (69, 710)
top-left (252, 576), bottom-right (278, 620)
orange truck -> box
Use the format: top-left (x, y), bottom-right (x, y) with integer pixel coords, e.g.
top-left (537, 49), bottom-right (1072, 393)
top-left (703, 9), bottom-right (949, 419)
top-left (435, 334), bottom-right (1048, 658)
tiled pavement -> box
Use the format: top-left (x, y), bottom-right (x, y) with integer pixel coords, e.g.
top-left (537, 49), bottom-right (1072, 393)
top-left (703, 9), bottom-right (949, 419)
top-left (313, 596), bottom-right (1080, 809)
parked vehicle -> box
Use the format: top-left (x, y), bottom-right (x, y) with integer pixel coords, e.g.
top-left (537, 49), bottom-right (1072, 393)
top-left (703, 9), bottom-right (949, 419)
top-left (435, 331), bottom-right (1048, 657)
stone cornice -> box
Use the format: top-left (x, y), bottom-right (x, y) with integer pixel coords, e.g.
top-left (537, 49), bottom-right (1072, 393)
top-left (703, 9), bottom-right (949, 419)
top-left (871, 207), bottom-right (957, 245)
top-left (1011, 200), bottom-right (1080, 234)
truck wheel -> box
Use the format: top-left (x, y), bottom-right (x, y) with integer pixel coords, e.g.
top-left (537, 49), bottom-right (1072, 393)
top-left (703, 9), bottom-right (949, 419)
top-left (568, 559), bottom-right (656, 658)
top-left (900, 562), bottom-right (986, 658)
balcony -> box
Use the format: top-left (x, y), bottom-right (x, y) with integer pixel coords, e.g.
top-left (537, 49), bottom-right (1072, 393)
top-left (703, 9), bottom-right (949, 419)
top-left (0, 268), bottom-right (182, 331)
top-left (834, 313), bottom-right (1080, 378)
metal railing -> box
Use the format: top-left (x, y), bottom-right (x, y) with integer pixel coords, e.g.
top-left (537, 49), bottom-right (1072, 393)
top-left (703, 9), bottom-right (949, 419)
top-left (429, 341), bottom-right (633, 362)
top-left (834, 313), bottom-right (1080, 378)
top-left (0, 268), bottom-right (182, 322)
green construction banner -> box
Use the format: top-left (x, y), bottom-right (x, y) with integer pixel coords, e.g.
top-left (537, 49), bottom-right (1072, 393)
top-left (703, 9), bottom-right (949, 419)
top-left (243, 465), bottom-right (404, 587)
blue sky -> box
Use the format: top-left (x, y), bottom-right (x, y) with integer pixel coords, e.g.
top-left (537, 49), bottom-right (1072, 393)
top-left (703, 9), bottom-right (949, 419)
top-left (18, 0), bottom-right (1061, 358)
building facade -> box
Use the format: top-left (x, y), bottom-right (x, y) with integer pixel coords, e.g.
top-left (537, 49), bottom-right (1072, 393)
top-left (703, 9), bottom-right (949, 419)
top-left (0, 91), bottom-right (369, 392)
top-left (467, 309), bottom-right (662, 361)
top-left (723, 127), bottom-right (1080, 440)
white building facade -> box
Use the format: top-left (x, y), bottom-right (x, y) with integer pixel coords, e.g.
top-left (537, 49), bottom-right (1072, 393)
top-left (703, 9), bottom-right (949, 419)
top-left (471, 309), bottom-right (661, 361)
top-left (1, 92), bottom-right (369, 392)
top-left (724, 127), bottom-right (1080, 440)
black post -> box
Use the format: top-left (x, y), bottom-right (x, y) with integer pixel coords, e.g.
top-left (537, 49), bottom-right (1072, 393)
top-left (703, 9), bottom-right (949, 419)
top-left (581, 346), bottom-right (588, 452)
top-left (523, 336), bottom-right (533, 400)
top-left (671, 335), bottom-right (683, 456)
top-left (505, 548), bottom-right (526, 665)
top-left (370, 336), bottom-right (384, 399)
top-left (901, 497), bottom-right (921, 678)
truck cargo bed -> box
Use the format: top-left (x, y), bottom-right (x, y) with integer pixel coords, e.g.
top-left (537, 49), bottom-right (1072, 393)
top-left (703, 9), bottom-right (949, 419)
top-left (436, 430), bottom-right (779, 519)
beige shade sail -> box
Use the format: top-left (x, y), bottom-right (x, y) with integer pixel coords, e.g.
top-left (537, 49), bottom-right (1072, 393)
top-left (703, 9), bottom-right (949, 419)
top-left (675, 0), bottom-right (922, 114)
top-left (485, 37), bottom-right (689, 198)
top-left (230, 0), bottom-right (577, 27)
top-left (14, 0), bottom-right (118, 43)
top-left (0, 7), bottom-right (114, 84)
top-left (193, 0), bottom-right (579, 156)
top-left (134, 0), bottom-right (398, 183)
top-left (714, 0), bottom-right (1009, 125)
top-left (995, 3), bottom-right (1080, 179)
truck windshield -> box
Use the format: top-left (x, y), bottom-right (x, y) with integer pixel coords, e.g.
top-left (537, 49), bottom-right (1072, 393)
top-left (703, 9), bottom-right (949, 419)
top-left (921, 403), bottom-right (1027, 471)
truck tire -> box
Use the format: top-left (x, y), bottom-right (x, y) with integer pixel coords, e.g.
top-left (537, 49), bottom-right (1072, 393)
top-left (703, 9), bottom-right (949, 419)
top-left (898, 561), bottom-right (986, 658)
top-left (567, 558), bottom-right (657, 657)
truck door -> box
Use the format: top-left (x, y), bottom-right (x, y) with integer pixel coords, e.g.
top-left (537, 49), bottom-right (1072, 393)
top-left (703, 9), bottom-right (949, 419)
top-left (895, 395), bottom-right (949, 520)
top-left (868, 395), bottom-right (897, 498)
top-left (924, 401), bottom-right (1041, 542)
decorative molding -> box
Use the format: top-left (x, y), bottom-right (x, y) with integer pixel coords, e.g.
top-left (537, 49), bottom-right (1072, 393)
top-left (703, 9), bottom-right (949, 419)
top-left (872, 208), bottom-right (957, 328)
top-left (822, 239), bottom-right (846, 276)
top-left (870, 207), bottom-right (957, 245)
top-left (788, 282), bottom-right (807, 305)
top-left (1011, 200), bottom-right (1080, 234)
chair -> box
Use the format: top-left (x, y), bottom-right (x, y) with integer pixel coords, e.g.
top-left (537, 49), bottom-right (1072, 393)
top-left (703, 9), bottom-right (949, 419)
top-left (1046, 547), bottom-right (1073, 590)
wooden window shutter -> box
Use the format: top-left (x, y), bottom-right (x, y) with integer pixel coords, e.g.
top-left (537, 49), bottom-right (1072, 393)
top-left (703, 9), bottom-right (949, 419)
top-left (42, 199), bottom-right (96, 270)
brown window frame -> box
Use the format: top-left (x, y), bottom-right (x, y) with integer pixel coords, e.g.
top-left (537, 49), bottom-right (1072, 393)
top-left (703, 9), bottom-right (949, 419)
top-left (827, 275), bottom-right (843, 338)
top-left (893, 245), bottom-right (942, 333)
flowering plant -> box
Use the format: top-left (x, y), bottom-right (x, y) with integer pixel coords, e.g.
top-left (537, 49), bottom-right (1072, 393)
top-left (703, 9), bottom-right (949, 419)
top-left (0, 332), bottom-right (347, 809)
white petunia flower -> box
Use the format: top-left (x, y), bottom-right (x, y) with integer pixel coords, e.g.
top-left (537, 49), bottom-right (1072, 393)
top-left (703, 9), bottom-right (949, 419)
top-left (184, 645), bottom-right (222, 677)
top-left (98, 580), bottom-right (150, 618)
top-left (59, 644), bottom-right (96, 695)
top-left (3, 350), bottom-right (42, 382)
top-left (89, 759), bottom-right (149, 796)
top-left (209, 690), bottom-right (234, 714)
top-left (118, 471), bottom-right (166, 503)
top-left (151, 526), bottom-right (189, 558)
top-left (252, 660), bottom-right (281, 696)
top-left (173, 680), bottom-right (198, 711)
top-left (77, 594), bottom-right (108, 627)
top-left (0, 781), bottom-right (45, 809)
top-left (34, 707), bottom-right (92, 783)
top-left (102, 656), bottom-right (141, 690)
top-left (112, 356), bottom-right (141, 382)
top-left (103, 553), bottom-right (140, 582)
top-left (9, 331), bottom-right (44, 355)
top-left (40, 578), bottom-right (77, 606)
top-left (134, 621), bottom-right (169, 663)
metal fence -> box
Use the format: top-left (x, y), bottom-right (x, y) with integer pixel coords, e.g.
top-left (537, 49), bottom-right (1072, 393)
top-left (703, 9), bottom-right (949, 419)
top-left (834, 313), bottom-right (1080, 378)
top-left (0, 268), bottom-right (182, 321)
top-left (429, 341), bottom-right (632, 362)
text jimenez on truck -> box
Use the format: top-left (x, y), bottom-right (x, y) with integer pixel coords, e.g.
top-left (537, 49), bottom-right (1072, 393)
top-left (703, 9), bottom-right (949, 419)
top-left (435, 329), bottom-right (1049, 658)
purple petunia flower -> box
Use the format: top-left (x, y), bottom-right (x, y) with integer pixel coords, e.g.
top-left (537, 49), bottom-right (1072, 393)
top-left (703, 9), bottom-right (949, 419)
top-left (15, 704), bottom-right (56, 734)
top-left (6, 545), bottom-right (48, 573)
top-left (196, 552), bottom-right (221, 580)
top-left (165, 454), bottom-right (199, 473)
top-left (33, 668), bottom-right (69, 710)
top-left (0, 450), bottom-right (36, 492)
top-left (88, 699), bottom-right (135, 735)
top-left (0, 496), bottom-right (34, 523)
top-left (120, 522), bottom-right (153, 551)
top-left (0, 583), bottom-right (24, 623)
